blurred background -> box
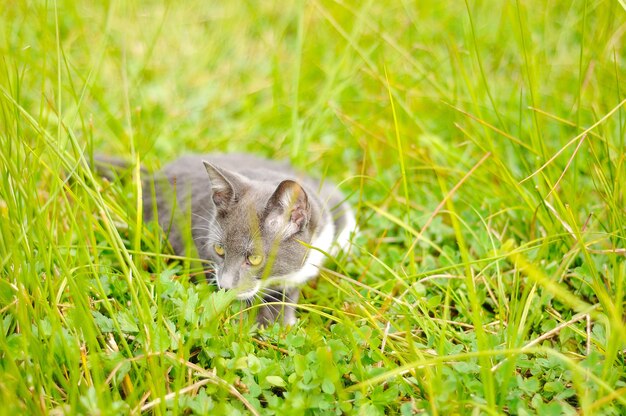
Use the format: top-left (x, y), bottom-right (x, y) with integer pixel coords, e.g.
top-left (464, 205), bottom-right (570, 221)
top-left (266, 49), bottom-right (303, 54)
top-left (1, 1), bottom-right (625, 414)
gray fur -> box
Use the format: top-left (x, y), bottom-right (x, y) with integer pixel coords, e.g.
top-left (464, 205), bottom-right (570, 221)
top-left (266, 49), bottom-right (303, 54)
top-left (96, 153), bottom-right (354, 325)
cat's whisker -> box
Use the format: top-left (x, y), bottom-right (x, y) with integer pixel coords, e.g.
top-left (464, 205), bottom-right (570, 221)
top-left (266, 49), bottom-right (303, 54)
top-left (192, 212), bottom-right (214, 222)
top-left (194, 221), bottom-right (221, 231)
top-left (199, 205), bottom-right (215, 218)
top-left (192, 220), bottom-right (223, 232)
top-left (259, 284), bottom-right (286, 295)
top-left (205, 276), bottom-right (218, 287)
top-left (261, 287), bottom-right (284, 296)
top-left (192, 225), bottom-right (223, 236)
top-left (193, 234), bottom-right (221, 243)
top-left (195, 238), bottom-right (213, 252)
top-left (260, 287), bottom-right (289, 302)
top-left (192, 230), bottom-right (222, 242)
top-left (191, 226), bottom-right (212, 232)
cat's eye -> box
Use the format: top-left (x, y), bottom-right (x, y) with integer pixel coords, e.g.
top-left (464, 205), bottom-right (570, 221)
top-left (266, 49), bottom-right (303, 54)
top-left (247, 254), bottom-right (263, 266)
top-left (214, 243), bottom-right (225, 256)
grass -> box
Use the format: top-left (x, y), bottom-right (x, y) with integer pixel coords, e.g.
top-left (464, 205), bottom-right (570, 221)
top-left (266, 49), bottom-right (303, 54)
top-left (1, 0), bottom-right (625, 414)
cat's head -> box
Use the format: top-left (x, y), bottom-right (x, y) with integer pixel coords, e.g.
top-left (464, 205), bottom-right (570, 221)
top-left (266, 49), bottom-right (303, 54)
top-left (202, 161), bottom-right (315, 299)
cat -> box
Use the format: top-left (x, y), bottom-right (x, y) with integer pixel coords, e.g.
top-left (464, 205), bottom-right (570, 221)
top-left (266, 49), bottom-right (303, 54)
top-left (95, 154), bottom-right (356, 325)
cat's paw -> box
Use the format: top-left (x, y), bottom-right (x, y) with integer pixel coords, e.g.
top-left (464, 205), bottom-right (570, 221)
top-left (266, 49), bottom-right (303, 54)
top-left (256, 305), bottom-right (280, 327)
top-left (256, 302), bottom-right (297, 327)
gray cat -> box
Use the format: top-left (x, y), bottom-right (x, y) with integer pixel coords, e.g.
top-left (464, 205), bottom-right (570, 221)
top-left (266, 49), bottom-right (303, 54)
top-left (95, 154), bottom-right (356, 325)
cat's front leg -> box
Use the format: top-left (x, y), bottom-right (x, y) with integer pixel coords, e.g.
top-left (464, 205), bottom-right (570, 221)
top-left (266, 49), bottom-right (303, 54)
top-left (256, 287), bottom-right (300, 326)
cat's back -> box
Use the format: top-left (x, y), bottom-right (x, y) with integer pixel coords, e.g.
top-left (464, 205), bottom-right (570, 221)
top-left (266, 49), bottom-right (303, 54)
top-left (163, 153), bottom-right (293, 178)
top-left (160, 153), bottom-right (351, 229)
top-left (162, 153), bottom-right (323, 191)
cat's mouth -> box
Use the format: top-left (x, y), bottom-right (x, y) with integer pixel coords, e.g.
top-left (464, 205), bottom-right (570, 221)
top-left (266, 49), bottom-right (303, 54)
top-left (235, 281), bottom-right (261, 300)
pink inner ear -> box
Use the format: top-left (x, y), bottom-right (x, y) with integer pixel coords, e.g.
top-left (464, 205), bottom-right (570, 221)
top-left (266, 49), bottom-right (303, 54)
top-left (264, 179), bottom-right (310, 236)
top-left (282, 182), bottom-right (309, 228)
top-left (212, 190), bottom-right (229, 207)
top-left (291, 204), bottom-right (307, 227)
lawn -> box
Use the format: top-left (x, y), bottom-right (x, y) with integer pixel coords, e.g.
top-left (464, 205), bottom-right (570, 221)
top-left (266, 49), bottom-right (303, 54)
top-left (1, 0), bottom-right (625, 414)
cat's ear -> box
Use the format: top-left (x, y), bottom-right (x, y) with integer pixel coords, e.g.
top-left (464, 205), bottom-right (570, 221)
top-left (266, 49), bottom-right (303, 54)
top-left (264, 180), bottom-right (310, 238)
top-left (203, 161), bottom-right (240, 210)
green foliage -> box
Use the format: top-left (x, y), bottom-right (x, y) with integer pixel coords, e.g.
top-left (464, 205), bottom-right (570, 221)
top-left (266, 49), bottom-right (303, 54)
top-left (1, 0), bottom-right (626, 414)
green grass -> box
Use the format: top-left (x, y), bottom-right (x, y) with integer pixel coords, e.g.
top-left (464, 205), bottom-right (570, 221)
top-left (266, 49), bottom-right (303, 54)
top-left (1, 0), bottom-right (625, 414)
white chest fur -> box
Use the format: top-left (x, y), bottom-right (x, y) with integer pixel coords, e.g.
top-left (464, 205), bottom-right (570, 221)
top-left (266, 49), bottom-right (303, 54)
top-left (265, 219), bottom-right (336, 287)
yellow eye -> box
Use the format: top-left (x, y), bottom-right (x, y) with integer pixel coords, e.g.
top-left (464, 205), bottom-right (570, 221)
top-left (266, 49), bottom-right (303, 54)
top-left (247, 254), bottom-right (263, 266)
top-left (214, 243), bottom-right (225, 256)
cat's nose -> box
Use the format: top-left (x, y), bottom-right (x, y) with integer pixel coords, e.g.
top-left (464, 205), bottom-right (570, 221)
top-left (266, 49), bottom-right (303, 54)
top-left (218, 272), bottom-right (238, 290)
